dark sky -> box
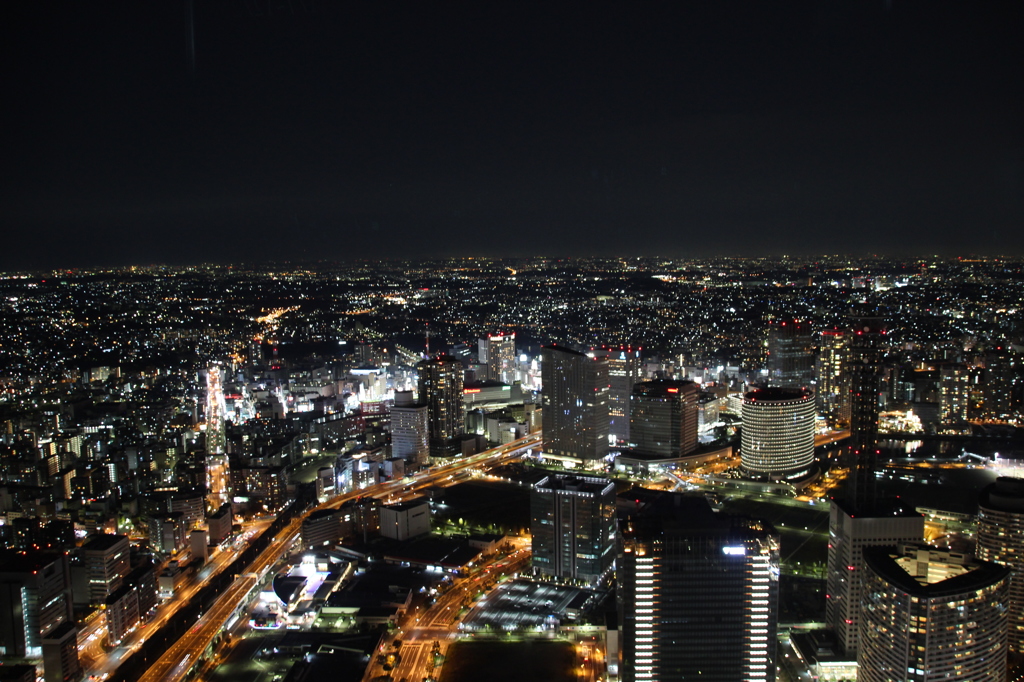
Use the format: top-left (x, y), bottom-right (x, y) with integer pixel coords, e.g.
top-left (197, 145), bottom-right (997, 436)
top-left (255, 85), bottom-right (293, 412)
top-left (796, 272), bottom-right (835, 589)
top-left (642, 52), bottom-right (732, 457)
top-left (3, 1), bottom-right (1022, 268)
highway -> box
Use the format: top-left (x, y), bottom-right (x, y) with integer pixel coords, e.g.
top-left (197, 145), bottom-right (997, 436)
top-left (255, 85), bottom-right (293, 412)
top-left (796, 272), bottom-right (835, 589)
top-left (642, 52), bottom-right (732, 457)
top-left (368, 542), bottom-right (533, 682)
top-left (79, 519), bottom-right (270, 678)
top-left (134, 432), bottom-right (541, 682)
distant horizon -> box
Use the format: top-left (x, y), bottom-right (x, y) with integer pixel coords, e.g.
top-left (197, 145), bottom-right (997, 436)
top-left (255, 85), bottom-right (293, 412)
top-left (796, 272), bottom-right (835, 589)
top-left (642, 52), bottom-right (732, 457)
top-left (5, 251), bottom-right (1024, 275)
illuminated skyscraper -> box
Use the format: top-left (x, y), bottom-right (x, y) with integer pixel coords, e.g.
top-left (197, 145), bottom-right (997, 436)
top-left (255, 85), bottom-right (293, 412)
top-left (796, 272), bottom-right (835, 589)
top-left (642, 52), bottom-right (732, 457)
top-left (741, 387), bottom-right (816, 482)
top-left (541, 346), bottom-right (609, 463)
top-left (766, 320), bottom-right (815, 388)
top-left (859, 544), bottom-right (1009, 682)
top-left (416, 355), bottom-right (465, 458)
top-left (630, 380), bottom-right (698, 457)
top-left (605, 347), bottom-right (641, 446)
top-left (205, 366), bottom-right (231, 513)
top-left (390, 390), bottom-right (429, 468)
top-left (530, 473), bottom-right (616, 586)
top-left (618, 492), bottom-right (779, 682)
top-left (938, 363), bottom-right (971, 427)
top-left (825, 498), bottom-right (924, 658)
top-left (977, 477), bottom-right (1024, 653)
top-left (817, 328), bottom-right (849, 427)
top-left (478, 332), bottom-right (517, 384)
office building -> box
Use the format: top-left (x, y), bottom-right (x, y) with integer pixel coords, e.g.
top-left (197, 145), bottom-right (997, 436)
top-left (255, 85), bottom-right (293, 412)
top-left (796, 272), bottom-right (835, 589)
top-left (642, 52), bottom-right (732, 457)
top-left (740, 387), bottom-right (816, 481)
top-left (148, 513), bottom-right (188, 555)
top-left (80, 533), bottom-right (130, 605)
top-left (541, 345), bottom-right (609, 463)
top-left (479, 333), bottom-right (517, 384)
top-left (0, 550), bottom-right (75, 660)
top-left (767, 320), bottom-right (815, 388)
top-left (825, 498), bottom-right (924, 658)
top-left (618, 492), bottom-right (780, 682)
top-left (104, 584), bottom-right (140, 645)
top-left (380, 501), bottom-right (430, 541)
top-left (859, 544), bottom-right (1009, 682)
top-left (629, 380), bottom-right (698, 457)
top-left (977, 477), bottom-right (1024, 652)
top-left (40, 621), bottom-right (80, 682)
top-left (605, 347), bottom-right (641, 446)
top-left (206, 503), bottom-right (232, 544)
top-left (390, 390), bottom-right (429, 468)
top-left (531, 473), bottom-right (616, 586)
top-left (301, 509), bottom-right (341, 549)
top-left (817, 328), bottom-right (849, 427)
top-left (417, 355), bottom-right (465, 459)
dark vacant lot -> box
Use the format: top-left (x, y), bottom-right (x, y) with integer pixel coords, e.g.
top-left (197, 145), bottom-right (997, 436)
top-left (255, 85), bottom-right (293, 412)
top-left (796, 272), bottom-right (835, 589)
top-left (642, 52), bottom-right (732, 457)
top-left (440, 640), bottom-right (575, 682)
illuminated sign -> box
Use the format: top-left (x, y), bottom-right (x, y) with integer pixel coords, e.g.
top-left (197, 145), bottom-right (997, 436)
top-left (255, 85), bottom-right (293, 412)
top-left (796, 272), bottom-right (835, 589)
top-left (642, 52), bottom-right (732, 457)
top-left (464, 388), bottom-right (481, 394)
top-left (722, 546), bottom-right (746, 556)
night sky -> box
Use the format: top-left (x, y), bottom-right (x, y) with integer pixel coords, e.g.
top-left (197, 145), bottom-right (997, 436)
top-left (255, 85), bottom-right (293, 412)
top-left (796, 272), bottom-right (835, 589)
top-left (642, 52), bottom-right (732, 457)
top-left (3, 1), bottom-right (1022, 269)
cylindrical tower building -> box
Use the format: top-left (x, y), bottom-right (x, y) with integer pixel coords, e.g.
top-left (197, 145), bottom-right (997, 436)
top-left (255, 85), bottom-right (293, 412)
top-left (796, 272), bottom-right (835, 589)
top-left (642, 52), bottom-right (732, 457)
top-left (977, 476), bottom-right (1024, 653)
top-left (859, 544), bottom-right (1009, 682)
top-left (741, 387), bottom-right (815, 481)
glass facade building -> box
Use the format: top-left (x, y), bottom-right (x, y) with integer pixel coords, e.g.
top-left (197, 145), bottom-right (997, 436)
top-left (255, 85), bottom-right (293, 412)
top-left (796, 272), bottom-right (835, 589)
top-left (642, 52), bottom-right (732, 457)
top-left (629, 380), bottom-right (698, 457)
top-left (530, 473), bottom-right (616, 586)
top-left (619, 493), bottom-right (780, 682)
top-left (541, 345), bottom-right (609, 463)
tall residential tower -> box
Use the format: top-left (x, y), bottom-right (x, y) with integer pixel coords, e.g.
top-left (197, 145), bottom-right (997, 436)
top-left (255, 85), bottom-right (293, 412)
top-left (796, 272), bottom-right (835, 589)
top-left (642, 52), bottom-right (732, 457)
top-left (416, 355), bottom-right (465, 459)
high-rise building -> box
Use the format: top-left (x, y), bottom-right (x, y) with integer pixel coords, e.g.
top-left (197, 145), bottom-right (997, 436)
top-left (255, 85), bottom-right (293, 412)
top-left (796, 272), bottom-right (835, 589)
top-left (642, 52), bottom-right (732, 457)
top-left (530, 473), bottom-right (616, 586)
top-left (390, 390), bottom-right (429, 468)
top-left (846, 315), bottom-right (886, 453)
top-left (416, 355), bottom-right (465, 459)
top-left (205, 367), bottom-right (231, 513)
top-left (479, 333), bottom-right (517, 384)
top-left (618, 492), bottom-right (780, 682)
top-left (80, 533), bottom-right (131, 605)
top-left (301, 509), bottom-right (341, 549)
top-left (817, 328), bottom-right (849, 427)
top-left (767, 320), bottom-right (815, 388)
top-left (825, 498), bottom-right (924, 658)
top-left (0, 550), bottom-right (76, 661)
top-left (629, 380), bottom-right (698, 457)
top-left (845, 314), bottom-right (887, 508)
top-left (605, 347), bottom-right (642, 446)
top-left (984, 344), bottom-right (1017, 420)
top-left (977, 476), bottom-right (1024, 652)
top-left (938, 363), bottom-right (971, 427)
top-left (859, 543), bottom-right (1009, 682)
top-left (740, 387), bottom-right (816, 481)
top-left (541, 345), bottom-right (609, 463)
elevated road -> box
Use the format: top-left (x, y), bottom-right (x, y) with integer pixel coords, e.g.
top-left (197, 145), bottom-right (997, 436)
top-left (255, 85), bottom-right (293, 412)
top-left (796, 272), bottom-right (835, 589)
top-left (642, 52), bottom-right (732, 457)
top-left (135, 433), bottom-right (541, 682)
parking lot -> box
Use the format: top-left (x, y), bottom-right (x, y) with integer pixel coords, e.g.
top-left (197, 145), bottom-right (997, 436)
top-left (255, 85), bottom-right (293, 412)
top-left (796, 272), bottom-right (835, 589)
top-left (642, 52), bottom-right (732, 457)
top-left (461, 580), bottom-right (590, 632)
